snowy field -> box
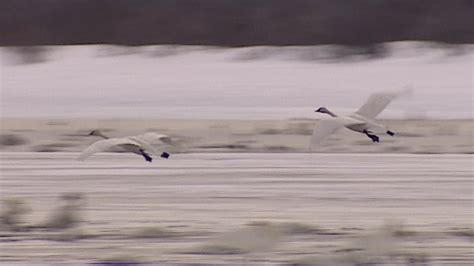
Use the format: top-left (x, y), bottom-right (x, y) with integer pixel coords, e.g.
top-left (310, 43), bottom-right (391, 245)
top-left (1, 42), bottom-right (473, 120)
top-left (1, 42), bottom-right (472, 264)
top-left (0, 153), bottom-right (472, 264)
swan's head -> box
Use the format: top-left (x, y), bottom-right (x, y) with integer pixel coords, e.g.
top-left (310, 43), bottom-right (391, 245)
top-left (88, 130), bottom-right (104, 137)
top-left (315, 107), bottom-right (337, 117)
top-left (315, 107), bottom-right (330, 114)
top-left (87, 130), bottom-right (108, 139)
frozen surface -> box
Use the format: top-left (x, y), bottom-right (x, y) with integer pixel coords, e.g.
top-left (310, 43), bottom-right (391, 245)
top-left (1, 43), bottom-right (473, 119)
top-left (0, 152), bottom-right (472, 263)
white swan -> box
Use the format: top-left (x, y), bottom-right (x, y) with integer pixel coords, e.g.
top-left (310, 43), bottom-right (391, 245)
top-left (77, 130), bottom-right (171, 162)
top-left (310, 90), bottom-right (409, 149)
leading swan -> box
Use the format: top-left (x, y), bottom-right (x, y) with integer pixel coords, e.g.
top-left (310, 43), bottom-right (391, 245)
top-left (77, 130), bottom-right (171, 162)
top-left (310, 90), bottom-right (409, 150)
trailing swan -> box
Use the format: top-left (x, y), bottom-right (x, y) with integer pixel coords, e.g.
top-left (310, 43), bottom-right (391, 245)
top-left (310, 90), bottom-right (409, 150)
top-left (77, 130), bottom-right (171, 162)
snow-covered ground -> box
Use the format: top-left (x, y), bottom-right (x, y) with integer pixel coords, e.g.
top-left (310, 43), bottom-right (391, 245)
top-left (0, 153), bottom-right (472, 263)
top-left (1, 42), bottom-right (473, 119)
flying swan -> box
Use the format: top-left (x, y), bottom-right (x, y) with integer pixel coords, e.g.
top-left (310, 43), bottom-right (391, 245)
top-left (310, 90), bottom-right (409, 150)
top-left (77, 130), bottom-right (171, 162)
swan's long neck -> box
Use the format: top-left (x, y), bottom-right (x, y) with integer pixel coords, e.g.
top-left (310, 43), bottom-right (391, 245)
top-left (95, 132), bottom-right (109, 139)
top-left (324, 109), bottom-right (338, 117)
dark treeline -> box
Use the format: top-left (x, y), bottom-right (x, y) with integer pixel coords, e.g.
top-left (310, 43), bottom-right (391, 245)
top-left (1, 0), bottom-right (472, 47)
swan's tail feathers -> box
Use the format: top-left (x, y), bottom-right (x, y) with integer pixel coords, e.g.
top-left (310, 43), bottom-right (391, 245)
top-left (142, 152), bottom-right (153, 162)
top-left (160, 152), bottom-right (170, 159)
top-left (386, 130), bottom-right (395, 136)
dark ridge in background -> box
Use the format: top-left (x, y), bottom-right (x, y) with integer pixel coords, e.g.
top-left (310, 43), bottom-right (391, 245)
top-left (1, 0), bottom-right (473, 47)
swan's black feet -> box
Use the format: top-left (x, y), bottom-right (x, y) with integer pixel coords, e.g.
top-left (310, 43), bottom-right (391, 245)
top-left (369, 134), bottom-right (379, 142)
top-left (161, 152), bottom-right (170, 159)
top-left (142, 153), bottom-right (153, 162)
top-left (364, 130), bottom-right (379, 143)
top-left (386, 130), bottom-right (395, 136)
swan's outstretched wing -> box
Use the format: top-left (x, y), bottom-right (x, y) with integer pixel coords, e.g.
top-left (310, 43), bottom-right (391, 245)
top-left (355, 90), bottom-right (409, 119)
top-left (135, 132), bottom-right (173, 145)
top-left (77, 138), bottom-right (140, 161)
top-left (309, 119), bottom-right (343, 151)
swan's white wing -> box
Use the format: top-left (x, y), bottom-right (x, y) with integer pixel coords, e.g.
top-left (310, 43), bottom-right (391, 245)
top-left (77, 138), bottom-right (141, 161)
top-left (135, 132), bottom-right (173, 145)
top-left (348, 114), bottom-right (387, 132)
top-left (127, 136), bottom-right (162, 157)
top-left (355, 90), bottom-right (408, 119)
top-left (309, 119), bottom-right (343, 151)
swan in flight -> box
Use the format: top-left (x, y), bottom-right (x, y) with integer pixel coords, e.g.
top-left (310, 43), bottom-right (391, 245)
top-left (77, 130), bottom-right (171, 162)
top-left (310, 90), bottom-right (409, 150)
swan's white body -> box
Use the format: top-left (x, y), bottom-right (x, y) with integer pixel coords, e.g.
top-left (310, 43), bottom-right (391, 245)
top-left (78, 131), bottom-right (171, 162)
top-left (310, 90), bottom-right (409, 149)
